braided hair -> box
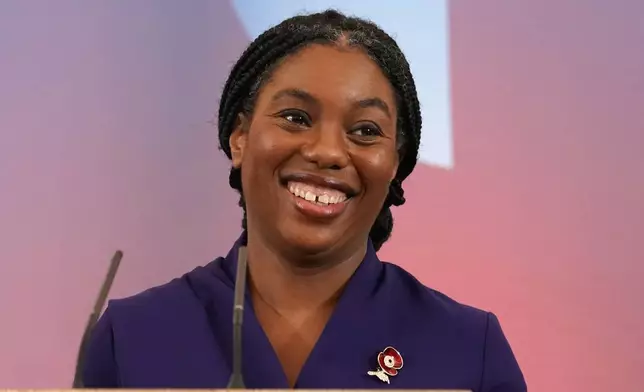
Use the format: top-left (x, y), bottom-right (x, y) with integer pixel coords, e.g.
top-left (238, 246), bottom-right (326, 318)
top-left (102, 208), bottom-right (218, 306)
top-left (218, 9), bottom-right (422, 251)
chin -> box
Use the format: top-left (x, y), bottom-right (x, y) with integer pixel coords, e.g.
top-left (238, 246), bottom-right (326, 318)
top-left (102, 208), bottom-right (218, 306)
top-left (278, 224), bottom-right (341, 257)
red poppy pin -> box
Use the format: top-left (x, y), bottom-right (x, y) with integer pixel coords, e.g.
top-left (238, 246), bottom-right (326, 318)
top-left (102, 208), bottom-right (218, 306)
top-left (367, 346), bottom-right (404, 384)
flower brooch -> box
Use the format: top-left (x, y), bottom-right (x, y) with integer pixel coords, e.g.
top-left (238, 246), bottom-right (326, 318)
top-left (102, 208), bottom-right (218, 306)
top-left (367, 346), bottom-right (403, 384)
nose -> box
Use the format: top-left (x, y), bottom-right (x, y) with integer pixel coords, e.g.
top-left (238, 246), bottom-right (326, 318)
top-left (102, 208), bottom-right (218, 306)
top-left (300, 123), bottom-right (349, 170)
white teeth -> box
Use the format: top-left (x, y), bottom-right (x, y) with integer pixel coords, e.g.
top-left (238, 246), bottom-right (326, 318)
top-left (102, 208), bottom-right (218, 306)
top-left (287, 181), bottom-right (347, 205)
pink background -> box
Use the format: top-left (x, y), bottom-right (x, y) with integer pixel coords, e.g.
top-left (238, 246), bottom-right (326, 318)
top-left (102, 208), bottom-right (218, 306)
top-left (0, 1), bottom-right (642, 391)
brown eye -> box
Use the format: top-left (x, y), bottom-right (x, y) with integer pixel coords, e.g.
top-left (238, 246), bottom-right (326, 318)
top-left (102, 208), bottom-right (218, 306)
top-left (280, 110), bottom-right (311, 126)
top-left (349, 124), bottom-right (383, 138)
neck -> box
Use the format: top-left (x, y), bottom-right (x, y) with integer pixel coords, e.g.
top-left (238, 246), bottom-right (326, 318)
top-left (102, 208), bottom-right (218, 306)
top-left (245, 231), bottom-right (367, 315)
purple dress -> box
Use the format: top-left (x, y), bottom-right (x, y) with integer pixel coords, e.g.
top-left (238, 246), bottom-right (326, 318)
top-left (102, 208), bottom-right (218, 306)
top-left (82, 232), bottom-right (526, 391)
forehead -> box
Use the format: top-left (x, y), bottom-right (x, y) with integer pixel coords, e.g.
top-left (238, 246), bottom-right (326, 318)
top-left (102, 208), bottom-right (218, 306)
top-left (259, 44), bottom-right (396, 107)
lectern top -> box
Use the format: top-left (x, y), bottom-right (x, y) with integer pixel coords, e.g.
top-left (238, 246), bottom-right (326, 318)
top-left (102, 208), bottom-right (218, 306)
top-left (0, 390), bottom-right (472, 392)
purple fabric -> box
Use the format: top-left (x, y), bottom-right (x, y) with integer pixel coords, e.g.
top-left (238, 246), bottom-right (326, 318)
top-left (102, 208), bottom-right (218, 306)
top-left (82, 232), bottom-right (526, 390)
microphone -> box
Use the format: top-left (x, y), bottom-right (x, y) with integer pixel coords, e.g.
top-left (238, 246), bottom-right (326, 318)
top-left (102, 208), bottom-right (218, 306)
top-left (227, 246), bottom-right (248, 389)
top-left (72, 250), bottom-right (124, 388)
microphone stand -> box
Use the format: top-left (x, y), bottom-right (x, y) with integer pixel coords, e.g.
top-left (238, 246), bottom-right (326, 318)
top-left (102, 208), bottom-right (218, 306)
top-left (227, 246), bottom-right (248, 388)
top-left (72, 250), bottom-right (123, 388)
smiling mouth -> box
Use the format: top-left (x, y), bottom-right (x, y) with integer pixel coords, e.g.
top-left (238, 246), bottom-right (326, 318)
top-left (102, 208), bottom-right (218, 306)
top-left (287, 181), bottom-right (349, 206)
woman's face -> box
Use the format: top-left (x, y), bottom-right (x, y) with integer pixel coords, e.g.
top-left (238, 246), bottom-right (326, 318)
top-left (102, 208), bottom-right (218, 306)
top-left (229, 44), bottom-right (399, 257)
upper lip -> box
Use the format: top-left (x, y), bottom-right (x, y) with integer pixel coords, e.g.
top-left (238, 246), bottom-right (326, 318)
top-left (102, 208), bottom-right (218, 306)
top-left (281, 172), bottom-right (358, 197)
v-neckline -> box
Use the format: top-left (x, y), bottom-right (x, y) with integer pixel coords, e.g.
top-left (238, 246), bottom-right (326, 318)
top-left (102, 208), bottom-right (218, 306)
top-left (250, 282), bottom-right (336, 387)
top-left (220, 232), bottom-right (383, 389)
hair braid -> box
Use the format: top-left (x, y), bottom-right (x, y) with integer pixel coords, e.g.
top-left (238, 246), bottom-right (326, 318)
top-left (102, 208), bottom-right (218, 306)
top-left (217, 9), bottom-right (423, 251)
top-left (219, 33), bottom-right (309, 158)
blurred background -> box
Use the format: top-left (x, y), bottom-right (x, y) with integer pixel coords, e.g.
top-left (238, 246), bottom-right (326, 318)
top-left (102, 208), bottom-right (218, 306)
top-left (1, 1), bottom-right (642, 391)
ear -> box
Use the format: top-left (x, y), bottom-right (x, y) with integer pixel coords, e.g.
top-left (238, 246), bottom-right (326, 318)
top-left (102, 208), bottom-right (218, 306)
top-left (390, 161), bottom-right (399, 182)
top-left (229, 113), bottom-right (249, 168)
top-left (390, 153), bottom-right (400, 182)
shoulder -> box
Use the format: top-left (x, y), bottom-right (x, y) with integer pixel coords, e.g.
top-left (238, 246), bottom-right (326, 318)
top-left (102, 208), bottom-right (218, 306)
top-left (379, 262), bottom-right (527, 391)
top-left (107, 257), bottom-right (232, 325)
top-left (380, 261), bottom-right (489, 327)
top-left (82, 258), bottom-right (232, 387)
top-left (109, 269), bottom-right (205, 320)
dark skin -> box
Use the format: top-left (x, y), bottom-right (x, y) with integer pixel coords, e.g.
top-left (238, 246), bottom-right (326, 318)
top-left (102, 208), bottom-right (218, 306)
top-left (228, 44), bottom-right (399, 387)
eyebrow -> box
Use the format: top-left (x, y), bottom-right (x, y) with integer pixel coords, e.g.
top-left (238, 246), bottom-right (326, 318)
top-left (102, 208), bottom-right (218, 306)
top-left (271, 88), bottom-right (318, 106)
top-left (270, 88), bottom-right (392, 118)
top-left (355, 97), bottom-right (391, 118)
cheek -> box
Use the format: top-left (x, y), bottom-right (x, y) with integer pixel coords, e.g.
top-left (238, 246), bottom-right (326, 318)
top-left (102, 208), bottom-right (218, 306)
top-left (251, 127), bottom-right (283, 156)
top-left (242, 124), bottom-right (292, 183)
top-left (357, 149), bottom-right (399, 189)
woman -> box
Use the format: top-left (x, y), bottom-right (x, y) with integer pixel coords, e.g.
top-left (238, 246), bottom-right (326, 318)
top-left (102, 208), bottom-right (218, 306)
top-left (83, 9), bottom-right (526, 391)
